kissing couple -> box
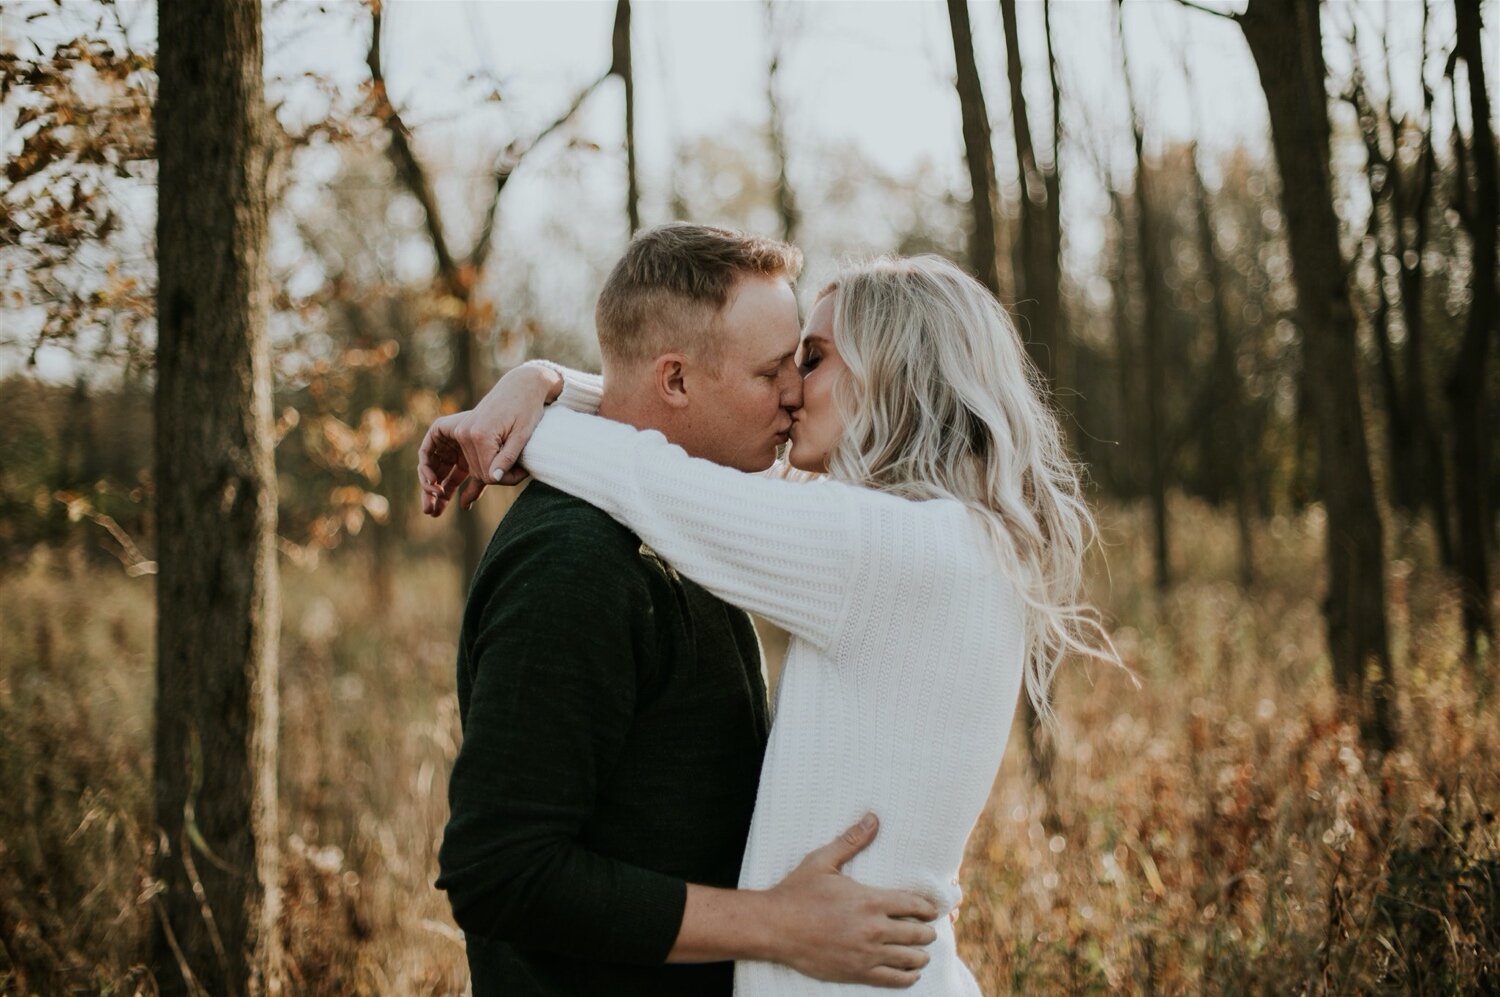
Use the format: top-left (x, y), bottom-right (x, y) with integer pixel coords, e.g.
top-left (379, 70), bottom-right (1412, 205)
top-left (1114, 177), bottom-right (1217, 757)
top-left (417, 222), bottom-right (1121, 995)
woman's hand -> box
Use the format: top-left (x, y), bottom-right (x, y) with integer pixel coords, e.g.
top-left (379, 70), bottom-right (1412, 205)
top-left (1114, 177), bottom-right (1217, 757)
top-left (418, 363), bottom-right (562, 516)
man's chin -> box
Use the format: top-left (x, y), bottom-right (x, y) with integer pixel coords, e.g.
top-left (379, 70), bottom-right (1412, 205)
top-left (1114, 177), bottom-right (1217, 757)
top-left (726, 444), bottom-right (781, 473)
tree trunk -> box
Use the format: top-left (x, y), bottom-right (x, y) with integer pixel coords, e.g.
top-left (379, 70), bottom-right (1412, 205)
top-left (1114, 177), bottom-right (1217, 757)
top-left (1447, 0), bottom-right (1496, 662)
top-left (1237, 0), bottom-right (1396, 747)
top-left (945, 0), bottom-right (1001, 298)
top-left (1180, 45), bottom-right (1256, 588)
top-left (152, 0), bottom-right (281, 993)
top-left (1041, 0), bottom-right (1068, 422)
top-left (764, 0), bottom-right (800, 245)
top-left (1116, 0), bottom-right (1171, 592)
top-left (611, 0), bottom-right (639, 235)
top-left (1188, 135), bottom-right (1255, 588)
top-left (365, 2), bottom-right (604, 593)
top-left (62, 376), bottom-right (94, 490)
top-left (999, 0), bottom-right (1061, 390)
top-left (944, 0), bottom-right (1056, 796)
top-left (1106, 185), bottom-right (1139, 496)
top-left (1400, 76), bottom-right (1455, 569)
top-left (1347, 35), bottom-right (1452, 569)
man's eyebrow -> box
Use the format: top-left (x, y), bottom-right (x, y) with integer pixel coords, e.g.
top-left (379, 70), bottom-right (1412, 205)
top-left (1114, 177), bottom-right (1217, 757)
top-left (765, 347), bottom-right (797, 365)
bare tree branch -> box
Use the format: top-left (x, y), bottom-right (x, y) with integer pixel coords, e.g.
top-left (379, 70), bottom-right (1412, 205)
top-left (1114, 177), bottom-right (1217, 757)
top-left (1171, 0), bottom-right (1239, 21)
top-left (366, 2), bottom-right (462, 287)
top-left (471, 68), bottom-right (609, 269)
top-left (612, 0), bottom-right (639, 234)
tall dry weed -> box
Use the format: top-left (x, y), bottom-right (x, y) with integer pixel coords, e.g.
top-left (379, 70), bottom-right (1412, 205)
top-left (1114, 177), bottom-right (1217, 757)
top-left (1, 497), bottom-right (1495, 994)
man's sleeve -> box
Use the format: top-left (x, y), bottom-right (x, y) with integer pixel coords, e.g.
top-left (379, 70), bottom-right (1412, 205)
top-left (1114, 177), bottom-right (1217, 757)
top-left (435, 525), bottom-right (687, 963)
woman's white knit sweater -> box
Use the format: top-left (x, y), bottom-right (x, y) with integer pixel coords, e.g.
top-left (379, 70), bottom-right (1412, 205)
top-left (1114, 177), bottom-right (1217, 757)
top-left (518, 362), bottom-right (1026, 996)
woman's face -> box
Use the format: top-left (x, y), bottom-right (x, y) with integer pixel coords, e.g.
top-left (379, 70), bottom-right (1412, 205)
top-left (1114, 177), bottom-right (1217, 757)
top-left (788, 292), bottom-right (848, 473)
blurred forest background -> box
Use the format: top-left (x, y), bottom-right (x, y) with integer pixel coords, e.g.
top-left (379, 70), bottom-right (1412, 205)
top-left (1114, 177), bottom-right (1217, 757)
top-left (2, 0), bottom-right (1498, 993)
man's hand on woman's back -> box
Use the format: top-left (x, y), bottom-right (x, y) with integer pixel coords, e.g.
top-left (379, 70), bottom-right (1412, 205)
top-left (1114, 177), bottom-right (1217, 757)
top-left (671, 813), bottom-right (939, 989)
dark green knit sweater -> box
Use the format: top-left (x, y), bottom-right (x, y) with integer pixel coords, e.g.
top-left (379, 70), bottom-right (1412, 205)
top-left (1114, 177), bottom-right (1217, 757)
top-left (436, 481), bottom-right (770, 996)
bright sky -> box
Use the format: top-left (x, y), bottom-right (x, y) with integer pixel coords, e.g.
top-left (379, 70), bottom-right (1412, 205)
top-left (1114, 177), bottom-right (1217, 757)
top-left (3, 0), bottom-right (1493, 379)
top-left (277, 0), bottom-right (1474, 343)
top-left (346, 0), bottom-right (1474, 192)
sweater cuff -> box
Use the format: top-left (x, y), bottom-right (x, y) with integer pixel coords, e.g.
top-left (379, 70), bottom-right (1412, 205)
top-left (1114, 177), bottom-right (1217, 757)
top-left (520, 358), bottom-right (604, 414)
top-left (613, 868), bottom-right (689, 964)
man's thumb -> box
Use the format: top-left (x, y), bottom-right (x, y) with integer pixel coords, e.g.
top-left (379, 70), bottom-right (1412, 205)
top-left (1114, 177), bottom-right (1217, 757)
top-left (824, 812), bottom-right (878, 869)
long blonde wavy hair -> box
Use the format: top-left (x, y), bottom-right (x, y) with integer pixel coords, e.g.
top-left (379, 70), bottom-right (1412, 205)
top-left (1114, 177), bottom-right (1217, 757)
top-left (816, 255), bottom-right (1131, 735)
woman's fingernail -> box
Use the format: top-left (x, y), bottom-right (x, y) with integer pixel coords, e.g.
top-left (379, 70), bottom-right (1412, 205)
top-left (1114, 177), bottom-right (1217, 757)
top-left (490, 464), bottom-right (504, 481)
top-left (860, 813), bottom-right (876, 830)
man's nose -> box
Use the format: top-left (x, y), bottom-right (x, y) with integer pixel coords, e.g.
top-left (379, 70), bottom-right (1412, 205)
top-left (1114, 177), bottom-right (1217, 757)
top-left (781, 368), bottom-right (804, 410)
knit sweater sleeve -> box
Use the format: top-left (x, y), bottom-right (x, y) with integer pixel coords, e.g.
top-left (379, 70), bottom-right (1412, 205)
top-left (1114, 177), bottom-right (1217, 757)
top-left (522, 406), bottom-right (866, 651)
top-left (435, 518), bottom-right (687, 963)
top-left (518, 358), bottom-right (603, 414)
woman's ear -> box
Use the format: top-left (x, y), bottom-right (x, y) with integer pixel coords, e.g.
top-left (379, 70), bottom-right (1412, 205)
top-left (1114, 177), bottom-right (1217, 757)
top-left (653, 353), bottom-right (691, 409)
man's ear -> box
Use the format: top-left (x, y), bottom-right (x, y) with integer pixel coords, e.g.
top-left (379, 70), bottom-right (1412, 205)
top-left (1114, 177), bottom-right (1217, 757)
top-left (653, 353), bottom-right (691, 409)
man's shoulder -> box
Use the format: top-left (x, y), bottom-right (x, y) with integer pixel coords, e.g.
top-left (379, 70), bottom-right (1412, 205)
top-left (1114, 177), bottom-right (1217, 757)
top-left (477, 481), bottom-right (649, 583)
top-left (501, 480), bottom-right (632, 540)
top-left (462, 482), bottom-right (670, 652)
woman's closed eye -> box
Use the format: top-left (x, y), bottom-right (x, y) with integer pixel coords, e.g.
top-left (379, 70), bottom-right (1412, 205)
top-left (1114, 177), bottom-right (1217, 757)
top-left (798, 351), bottom-right (821, 374)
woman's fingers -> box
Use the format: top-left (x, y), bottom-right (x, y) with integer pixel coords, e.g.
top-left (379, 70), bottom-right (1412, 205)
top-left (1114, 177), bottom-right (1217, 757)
top-left (495, 464), bottom-right (530, 487)
top-left (489, 406), bottom-right (547, 481)
top-left (439, 463), bottom-right (466, 498)
top-left (450, 414), bottom-right (519, 489)
top-left (458, 475), bottom-right (487, 510)
top-left (418, 397), bottom-right (546, 510)
top-left (422, 464), bottom-right (467, 517)
top-left (418, 415), bottom-right (463, 491)
top-left (489, 425), bottom-right (528, 481)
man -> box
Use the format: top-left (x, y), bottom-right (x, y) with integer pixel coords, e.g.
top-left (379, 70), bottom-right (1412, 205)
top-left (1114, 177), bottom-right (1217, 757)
top-left (419, 224), bottom-right (938, 996)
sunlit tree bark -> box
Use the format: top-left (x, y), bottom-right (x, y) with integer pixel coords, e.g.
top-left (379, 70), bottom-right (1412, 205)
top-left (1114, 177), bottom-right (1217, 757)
top-left (152, 0), bottom-right (282, 992)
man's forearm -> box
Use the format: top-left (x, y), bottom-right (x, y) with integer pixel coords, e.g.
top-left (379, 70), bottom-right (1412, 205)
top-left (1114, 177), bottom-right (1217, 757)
top-left (666, 884), bottom-right (779, 964)
top-left (438, 831), bottom-right (689, 965)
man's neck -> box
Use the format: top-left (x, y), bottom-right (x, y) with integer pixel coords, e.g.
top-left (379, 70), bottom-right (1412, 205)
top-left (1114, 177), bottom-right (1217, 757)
top-left (598, 386), bottom-right (670, 437)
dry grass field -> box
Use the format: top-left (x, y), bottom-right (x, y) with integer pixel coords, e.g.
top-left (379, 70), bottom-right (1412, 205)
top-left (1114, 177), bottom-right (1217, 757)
top-left (2, 495), bottom-right (1496, 994)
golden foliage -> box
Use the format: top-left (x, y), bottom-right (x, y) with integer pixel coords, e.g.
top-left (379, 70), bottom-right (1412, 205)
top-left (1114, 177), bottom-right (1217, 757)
top-left (0, 498), bottom-right (1495, 993)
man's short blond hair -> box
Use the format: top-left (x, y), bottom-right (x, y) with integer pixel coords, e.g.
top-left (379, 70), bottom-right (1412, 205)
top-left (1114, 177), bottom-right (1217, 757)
top-left (596, 222), bottom-right (804, 367)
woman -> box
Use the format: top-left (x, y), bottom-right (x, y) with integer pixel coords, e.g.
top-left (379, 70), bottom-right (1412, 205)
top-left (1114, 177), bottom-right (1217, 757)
top-left (422, 255), bottom-right (1125, 994)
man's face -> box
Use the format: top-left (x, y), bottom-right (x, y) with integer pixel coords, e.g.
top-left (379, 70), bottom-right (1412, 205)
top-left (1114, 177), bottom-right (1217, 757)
top-left (686, 275), bottom-right (804, 471)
